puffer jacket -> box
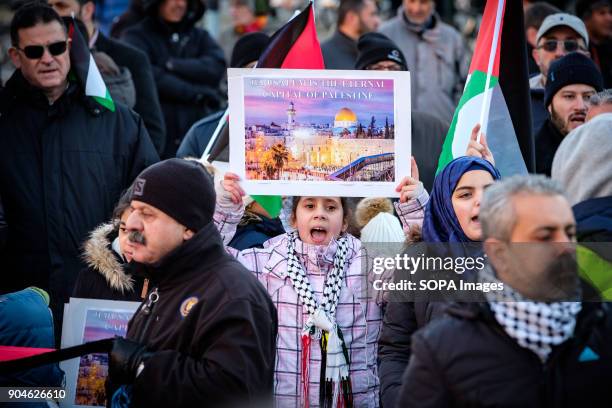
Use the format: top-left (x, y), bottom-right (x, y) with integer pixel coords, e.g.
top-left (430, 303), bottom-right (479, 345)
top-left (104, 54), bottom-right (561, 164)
top-left (213, 195), bottom-right (426, 407)
top-left (73, 222), bottom-right (147, 301)
top-left (215, 204), bottom-right (381, 407)
top-left (379, 11), bottom-right (468, 124)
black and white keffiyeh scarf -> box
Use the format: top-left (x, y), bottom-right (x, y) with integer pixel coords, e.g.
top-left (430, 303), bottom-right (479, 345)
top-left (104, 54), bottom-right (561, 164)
top-left (480, 265), bottom-right (582, 362)
top-left (285, 231), bottom-right (353, 408)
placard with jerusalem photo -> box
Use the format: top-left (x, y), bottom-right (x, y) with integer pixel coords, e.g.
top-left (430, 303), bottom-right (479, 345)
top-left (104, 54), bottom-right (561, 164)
top-left (60, 298), bottom-right (141, 408)
top-left (228, 68), bottom-right (411, 197)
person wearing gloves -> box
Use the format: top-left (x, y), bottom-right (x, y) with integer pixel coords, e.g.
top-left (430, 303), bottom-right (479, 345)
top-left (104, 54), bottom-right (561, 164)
top-left (213, 169), bottom-right (426, 407)
top-left (106, 158), bottom-right (277, 408)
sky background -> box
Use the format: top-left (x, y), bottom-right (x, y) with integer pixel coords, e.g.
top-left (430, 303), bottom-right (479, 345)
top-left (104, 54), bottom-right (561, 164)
top-left (244, 77), bottom-right (395, 126)
top-left (82, 309), bottom-right (132, 342)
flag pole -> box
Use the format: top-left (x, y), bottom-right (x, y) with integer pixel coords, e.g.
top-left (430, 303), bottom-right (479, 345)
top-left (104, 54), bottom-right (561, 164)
top-left (477, 0), bottom-right (505, 142)
top-left (201, 108), bottom-right (229, 161)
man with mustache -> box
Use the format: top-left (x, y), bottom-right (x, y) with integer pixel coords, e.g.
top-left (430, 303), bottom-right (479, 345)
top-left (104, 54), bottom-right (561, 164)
top-left (107, 158), bottom-right (277, 407)
top-left (536, 52), bottom-right (603, 176)
top-left (396, 175), bottom-right (612, 407)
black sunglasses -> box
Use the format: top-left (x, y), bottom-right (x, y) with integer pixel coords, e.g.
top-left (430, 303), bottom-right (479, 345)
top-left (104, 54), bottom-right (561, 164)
top-left (15, 40), bottom-right (68, 59)
top-left (537, 39), bottom-right (586, 53)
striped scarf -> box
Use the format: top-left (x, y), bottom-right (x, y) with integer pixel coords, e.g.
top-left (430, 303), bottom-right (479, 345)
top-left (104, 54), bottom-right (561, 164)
top-left (285, 231), bottom-right (352, 408)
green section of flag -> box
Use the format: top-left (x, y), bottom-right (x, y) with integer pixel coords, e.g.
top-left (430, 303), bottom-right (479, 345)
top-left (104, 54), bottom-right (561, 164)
top-left (252, 195), bottom-right (283, 218)
top-left (578, 245), bottom-right (612, 301)
top-left (436, 70), bottom-right (499, 173)
top-left (93, 89), bottom-right (115, 112)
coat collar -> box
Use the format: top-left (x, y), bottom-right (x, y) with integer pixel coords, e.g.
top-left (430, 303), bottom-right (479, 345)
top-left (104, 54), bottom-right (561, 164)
top-left (82, 222), bottom-right (134, 293)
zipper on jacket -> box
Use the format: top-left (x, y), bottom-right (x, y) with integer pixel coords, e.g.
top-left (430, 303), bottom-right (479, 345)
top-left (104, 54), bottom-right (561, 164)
top-left (136, 287), bottom-right (159, 344)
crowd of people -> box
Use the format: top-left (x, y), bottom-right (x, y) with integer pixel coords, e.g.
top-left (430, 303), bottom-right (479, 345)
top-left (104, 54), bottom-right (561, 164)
top-left (0, 0), bottom-right (611, 407)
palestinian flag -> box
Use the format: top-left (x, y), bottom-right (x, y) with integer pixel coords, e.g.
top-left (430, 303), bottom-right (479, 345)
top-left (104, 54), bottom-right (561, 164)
top-left (436, 0), bottom-right (534, 175)
top-left (251, 1), bottom-right (324, 217)
top-left (67, 17), bottom-right (115, 112)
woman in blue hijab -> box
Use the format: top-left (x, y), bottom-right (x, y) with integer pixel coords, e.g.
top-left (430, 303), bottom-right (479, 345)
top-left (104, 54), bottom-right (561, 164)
top-left (422, 156), bottom-right (501, 243)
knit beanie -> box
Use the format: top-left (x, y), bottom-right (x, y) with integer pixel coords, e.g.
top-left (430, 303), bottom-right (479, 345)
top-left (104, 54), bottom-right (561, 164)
top-left (130, 159), bottom-right (215, 232)
top-left (360, 213), bottom-right (405, 243)
top-left (544, 53), bottom-right (604, 107)
top-left (355, 197), bottom-right (395, 228)
top-left (355, 32), bottom-right (408, 71)
top-left (230, 32), bottom-right (270, 68)
top-left (551, 113), bottom-right (612, 206)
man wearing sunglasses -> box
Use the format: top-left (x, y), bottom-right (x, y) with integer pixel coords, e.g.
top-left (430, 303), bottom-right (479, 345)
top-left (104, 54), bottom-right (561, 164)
top-left (48, 0), bottom-right (167, 156)
top-left (529, 13), bottom-right (590, 136)
top-left (0, 3), bottom-right (159, 342)
top-left (536, 52), bottom-right (604, 176)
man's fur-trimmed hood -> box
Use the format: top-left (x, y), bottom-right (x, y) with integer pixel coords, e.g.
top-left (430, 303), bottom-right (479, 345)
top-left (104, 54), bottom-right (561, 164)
top-left (82, 223), bottom-right (134, 293)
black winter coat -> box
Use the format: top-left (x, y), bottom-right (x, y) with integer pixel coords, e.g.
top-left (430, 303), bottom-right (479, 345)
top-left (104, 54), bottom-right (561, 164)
top-left (122, 222), bottom-right (277, 407)
top-left (122, 0), bottom-right (226, 158)
top-left (73, 222), bottom-right (147, 302)
top-left (94, 32), bottom-right (166, 155)
top-left (411, 111), bottom-right (448, 192)
top-left (378, 301), bottom-right (448, 408)
top-left (397, 301), bottom-right (612, 408)
top-left (175, 110), bottom-right (224, 159)
top-left (0, 70), bottom-right (159, 333)
top-left (535, 118), bottom-right (564, 177)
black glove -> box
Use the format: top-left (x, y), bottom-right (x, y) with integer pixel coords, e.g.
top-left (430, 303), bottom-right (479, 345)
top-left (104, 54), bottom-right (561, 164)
top-left (109, 337), bottom-right (152, 385)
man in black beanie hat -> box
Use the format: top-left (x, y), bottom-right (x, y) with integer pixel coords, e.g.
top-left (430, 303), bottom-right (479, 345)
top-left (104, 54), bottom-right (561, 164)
top-left (536, 52), bottom-right (604, 176)
top-left (354, 32), bottom-right (447, 192)
top-left (107, 158), bottom-right (277, 407)
top-left (355, 32), bottom-right (407, 71)
top-left (176, 32), bottom-right (270, 159)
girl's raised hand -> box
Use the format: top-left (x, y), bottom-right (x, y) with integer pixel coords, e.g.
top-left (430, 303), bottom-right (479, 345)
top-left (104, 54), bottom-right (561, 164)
top-left (466, 124), bottom-right (495, 166)
top-left (395, 157), bottom-right (424, 203)
top-left (217, 172), bottom-right (245, 205)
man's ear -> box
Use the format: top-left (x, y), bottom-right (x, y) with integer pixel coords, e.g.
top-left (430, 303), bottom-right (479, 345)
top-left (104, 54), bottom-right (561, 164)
top-left (8, 47), bottom-right (22, 69)
top-left (483, 237), bottom-right (508, 273)
top-left (183, 229), bottom-right (195, 240)
top-left (532, 46), bottom-right (541, 66)
top-left (344, 10), bottom-right (358, 28)
top-left (81, 1), bottom-right (96, 24)
top-left (526, 27), bottom-right (538, 47)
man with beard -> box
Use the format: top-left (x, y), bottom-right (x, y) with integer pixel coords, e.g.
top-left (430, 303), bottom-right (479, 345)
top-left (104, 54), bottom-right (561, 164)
top-left (529, 13), bottom-right (589, 134)
top-left (396, 175), bottom-right (612, 407)
top-left (536, 52), bottom-right (603, 176)
top-left (107, 159), bottom-right (277, 407)
top-left (321, 0), bottom-right (380, 69)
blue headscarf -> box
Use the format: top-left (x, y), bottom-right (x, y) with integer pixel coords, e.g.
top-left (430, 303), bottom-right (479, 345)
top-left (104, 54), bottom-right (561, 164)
top-left (422, 157), bottom-right (501, 243)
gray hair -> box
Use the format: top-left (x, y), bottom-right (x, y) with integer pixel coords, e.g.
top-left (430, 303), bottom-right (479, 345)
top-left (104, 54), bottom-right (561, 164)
top-left (480, 175), bottom-right (567, 241)
top-left (590, 89), bottom-right (612, 106)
